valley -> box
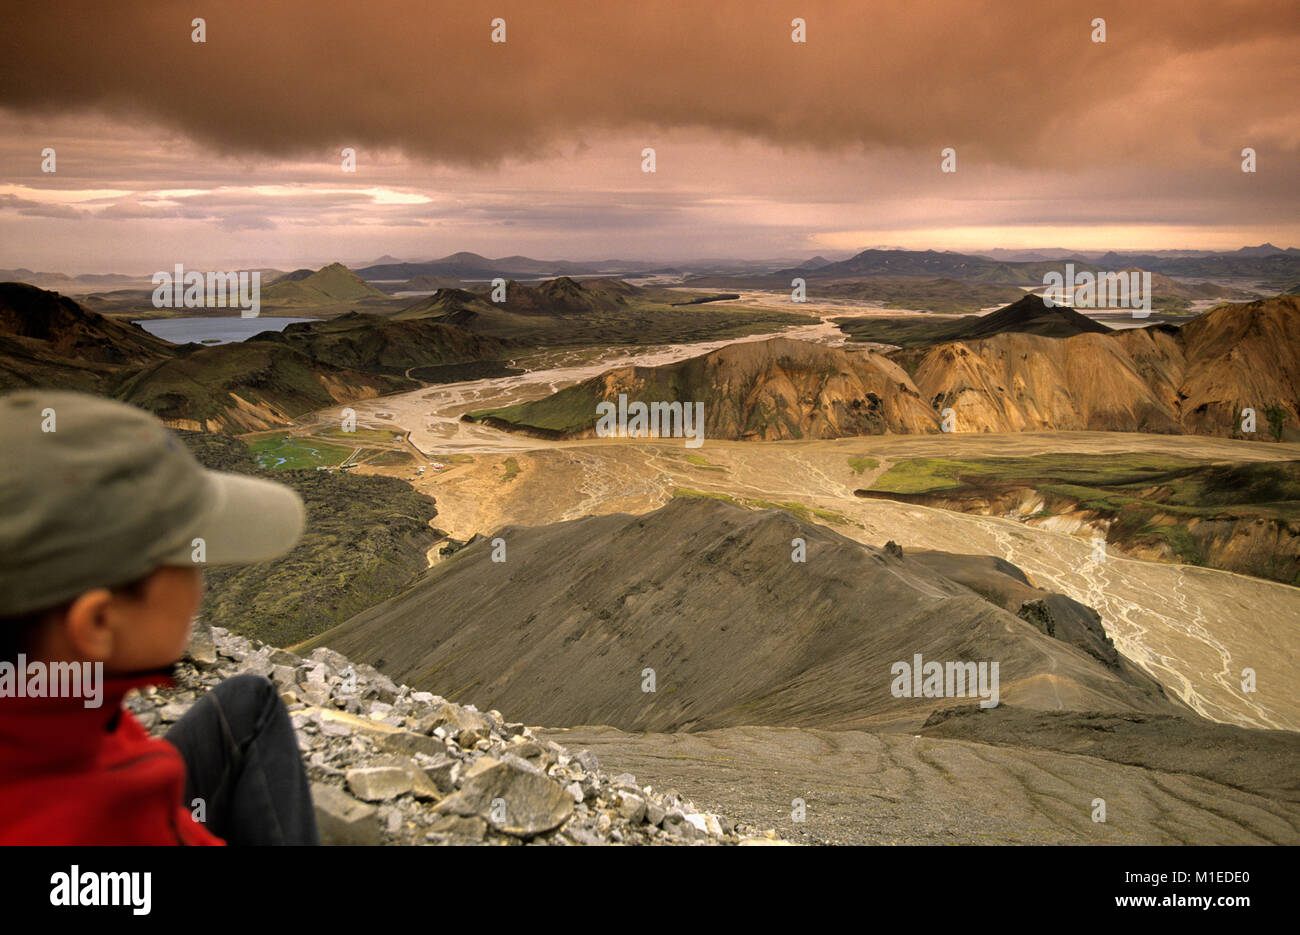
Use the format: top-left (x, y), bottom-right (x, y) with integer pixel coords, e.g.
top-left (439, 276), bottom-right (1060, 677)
top-left (4, 265), bottom-right (1297, 848)
top-left (337, 430), bottom-right (1299, 733)
top-left (3, 0), bottom-right (1297, 859)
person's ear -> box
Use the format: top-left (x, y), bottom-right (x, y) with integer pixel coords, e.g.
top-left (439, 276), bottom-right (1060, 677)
top-left (62, 589), bottom-right (117, 661)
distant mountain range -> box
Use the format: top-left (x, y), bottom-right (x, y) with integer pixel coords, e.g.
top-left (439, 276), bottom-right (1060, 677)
top-left (972, 244), bottom-right (1300, 263)
top-left (0, 269), bottom-right (137, 286)
top-left (354, 252), bottom-right (607, 282)
top-left (775, 247), bottom-right (1300, 284)
top-left (3, 244), bottom-right (1295, 293)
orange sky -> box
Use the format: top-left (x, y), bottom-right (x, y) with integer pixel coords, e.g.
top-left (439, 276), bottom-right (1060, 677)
top-left (0, 0), bottom-right (1296, 270)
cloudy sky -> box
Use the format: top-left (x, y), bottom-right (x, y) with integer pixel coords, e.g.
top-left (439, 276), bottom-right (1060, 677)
top-left (1, 0), bottom-right (1296, 273)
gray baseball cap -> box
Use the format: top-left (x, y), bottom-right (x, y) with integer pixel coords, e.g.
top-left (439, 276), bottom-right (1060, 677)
top-left (0, 390), bottom-right (305, 617)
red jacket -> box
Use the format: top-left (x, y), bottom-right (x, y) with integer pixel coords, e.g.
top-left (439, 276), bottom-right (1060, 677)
top-left (0, 672), bottom-right (224, 845)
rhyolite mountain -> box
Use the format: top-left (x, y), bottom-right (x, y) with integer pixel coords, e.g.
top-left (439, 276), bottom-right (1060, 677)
top-left (466, 336), bottom-right (940, 439)
top-left (112, 342), bottom-right (409, 433)
top-left (474, 294), bottom-right (1300, 440)
top-left (909, 294), bottom-right (1300, 435)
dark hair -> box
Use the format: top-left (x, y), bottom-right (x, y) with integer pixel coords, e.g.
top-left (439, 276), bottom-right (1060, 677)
top-left (0, 576), bottom-right (152, 664)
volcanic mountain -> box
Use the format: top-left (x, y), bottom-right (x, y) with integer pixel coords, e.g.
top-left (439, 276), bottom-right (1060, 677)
top-left (251, 311), bottom-right (512, 376)
top-left (398, 274), bottom-right (463, 291)
top-left (0, 284), bottom-right (506, 432)
top-left (395, 276), bottom-right (808, 347)
top-left (940, 294), bottom-right (1110, 340)
top-left (466, 336), bottom-right (940, 439)
top-left (305, 497), bottom-right (1180, 732)
top-left (401, 277), bottom-right (634, 323)
top-left (261, 262), bottom-right (388, 307)
top-left (111, 342), bottom-right (408, 433)
top-left (354, 252), bottom-right (591, 282)
top-left (0, 281), bottom-right (172, 366)
top-left (476, 294), bottom-right (1300, 440)
top-left (911, 294), bottom-right (1300, 435)
top-left (0, 281), bottom-right (173, 392)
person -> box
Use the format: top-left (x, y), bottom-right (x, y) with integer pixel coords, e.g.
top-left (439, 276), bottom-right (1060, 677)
top-left (0, 390), bottom-right (319, 844)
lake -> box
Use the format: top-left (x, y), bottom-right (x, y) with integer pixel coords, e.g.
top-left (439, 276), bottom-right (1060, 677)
top-left (134, 316), bottom-right (314, 345)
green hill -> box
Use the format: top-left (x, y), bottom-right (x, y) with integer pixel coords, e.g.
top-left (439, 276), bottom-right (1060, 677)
top-left (261, 262), bottom-right (388, 307)
top-left (402, 278), bottom-right (812, 345)
top-left (252, 311), bottom-right (512, 376)
top-left (113, 340), bottom-right (409, 432)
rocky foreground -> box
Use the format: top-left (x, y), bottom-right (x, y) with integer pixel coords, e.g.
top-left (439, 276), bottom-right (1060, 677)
top-left (124, 624), bottom-right (791, 846)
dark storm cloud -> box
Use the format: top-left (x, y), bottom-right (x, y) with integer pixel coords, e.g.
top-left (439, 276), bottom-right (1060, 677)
top-left (0, 0), bottom-right (1295, 172)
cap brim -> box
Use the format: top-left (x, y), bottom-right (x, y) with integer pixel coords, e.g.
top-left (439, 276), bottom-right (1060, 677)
top-left (161, 470), bottom-right (306, 566)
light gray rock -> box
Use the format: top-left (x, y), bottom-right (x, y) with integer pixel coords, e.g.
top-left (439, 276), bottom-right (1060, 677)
top-left (309, 647), bottom-right (350, 675)
top-left (567, 826), bottom-right (605, 846)
top-left (134, 630), bottom-right (782, 846)
top-left (185, 622), bottom-right (218, 668)
top-left (243, 654), bottom-right (274, 679)
top-left (436, 759), bottom-right (574, 837)
top-left (270, 665), bottom-right (297, 691)
top-left (376, 729), bottom-right (445, 759)
top-left (614, 790), bottom-right (647, 824)
top-left (346, 766), bottom-right (414, 802)
top-left (267, 648), bottom-right (299, 667)
top-left (421, 755), bottom-right (461, 794)
top-left (312, 782), bottom-right (381, 846)
top-left (661, 808), bottom-right (699, 838)
top-left (302, 689), bottom-right (331, 707)
top-left (426, 814), bottom-right (487, 842)
top-left (158, 703), bottom-right (189, 723)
